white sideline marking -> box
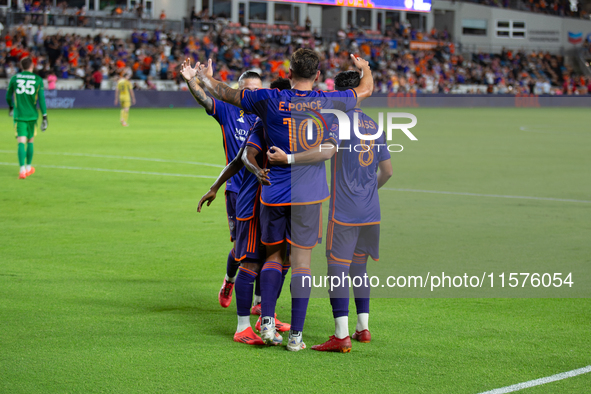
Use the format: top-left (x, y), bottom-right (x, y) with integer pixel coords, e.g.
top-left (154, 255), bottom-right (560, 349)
top-left (1, 150), bottom-right (588, 204)
top-left (382, 188), bottom-right (591, 204)
top-left (478, 365), bottom-right (591, 394)
top-left (0, 150), bottom-right (225, 168)
top-left (0, 162), bottom-right (216, 179)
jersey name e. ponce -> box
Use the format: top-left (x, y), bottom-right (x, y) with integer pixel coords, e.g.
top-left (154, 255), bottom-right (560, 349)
top-left (240, 88), bottom-right (357, 205)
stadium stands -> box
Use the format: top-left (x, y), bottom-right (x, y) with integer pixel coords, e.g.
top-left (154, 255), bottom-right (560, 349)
top-left (1, 3), bottom-right (589, 95)
top-left (456, 0), bottom-right (589, 19)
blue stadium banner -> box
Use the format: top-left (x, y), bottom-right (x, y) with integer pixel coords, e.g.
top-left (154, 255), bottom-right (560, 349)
top-left (273, 0), bottom-right (431, 13)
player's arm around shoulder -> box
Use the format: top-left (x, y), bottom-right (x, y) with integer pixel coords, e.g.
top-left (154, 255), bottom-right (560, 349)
top-left (266, 143), bottom-right (335, 166)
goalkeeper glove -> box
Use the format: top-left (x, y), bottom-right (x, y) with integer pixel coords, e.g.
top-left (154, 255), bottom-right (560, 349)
top-left (8, 106), bottom-right (13, 117)
top-left (41, 115), bottom-right (48, 132)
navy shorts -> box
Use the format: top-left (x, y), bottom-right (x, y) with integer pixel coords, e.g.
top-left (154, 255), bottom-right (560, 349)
top-left (326, 220), bottom-right (380, 262)
top-left (235, 215), bottom-right (264, 264)
top-left (225, 191), bottom-right (237, 242)
top-left (260, 203), bottom-right (322, 249)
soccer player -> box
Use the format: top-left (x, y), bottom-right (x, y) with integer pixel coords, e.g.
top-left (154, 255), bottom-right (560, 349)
top-left (270, 70), bottom-right (393, 352)
top-left (114, 72), bottom-right (135, 127)
top-left (195, 49), bottom-right (374, 351)
top-left (6, 57), bottom-right (48, 179)
top-left (180, 58), bottom-right (261, 309)
top-left (197, 79), bottom-right (292, 345)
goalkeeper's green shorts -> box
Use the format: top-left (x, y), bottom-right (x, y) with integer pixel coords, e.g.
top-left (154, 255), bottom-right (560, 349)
top-left (15, 120), bottom-right (37, 139)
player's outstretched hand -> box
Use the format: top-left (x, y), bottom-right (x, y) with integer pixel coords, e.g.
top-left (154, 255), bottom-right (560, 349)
top-left (266, 146), bottom-right (288, 165)
top-left (41, 115), bottom-right (48, 132)
top-left (8, 106), bottom-right (13, 117)
top-left (197, 189), bottom-right (216, 212)
top-left (256, 168), bottom-right (271, 186)
top-left (195, 59), bottom-right (214, 81)
top-left (204, 58), bottom-right (213, 78)
top-left (350, 54), bottom-right (370, 70)
top-left (180, 58), bottom-right (198, 82)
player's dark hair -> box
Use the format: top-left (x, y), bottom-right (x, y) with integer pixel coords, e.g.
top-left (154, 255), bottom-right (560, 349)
top-left (239, 71), bottom-right (262, 81)
top-left (270, 78), bottom-right (291, 90)
top-left (20, 57), bottom-right (33, 71)
top-left (334, 70), bottom-right (361, 91)
top-left (290, 48), bottom-right (319, 80)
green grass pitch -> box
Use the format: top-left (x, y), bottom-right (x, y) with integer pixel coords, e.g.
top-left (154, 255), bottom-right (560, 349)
top-left (1, 107), bottom-right (590, 393)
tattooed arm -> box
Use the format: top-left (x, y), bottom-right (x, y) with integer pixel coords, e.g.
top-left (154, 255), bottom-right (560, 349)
top-left (187, 76), bottom-right (214, 112)
top-left (180, 58), bottom-right (214, 112)
top-left (195, 59), bottom-right (243, 109)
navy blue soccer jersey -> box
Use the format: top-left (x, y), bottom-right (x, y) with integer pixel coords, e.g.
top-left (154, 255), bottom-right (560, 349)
top-left (236, 119), bottom-right (266, 221)
top-left (207, 98), bottom-right (257, 194)
top-left (240, 88), bottom-right (357, 206)
top-left (329, 108), bottom-right (391, 225)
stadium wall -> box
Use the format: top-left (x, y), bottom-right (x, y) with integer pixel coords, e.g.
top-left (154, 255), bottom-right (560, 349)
top-left (433, 0), bottom-right (591, 53)
top-left (1, 90), bottom-right (590, 109)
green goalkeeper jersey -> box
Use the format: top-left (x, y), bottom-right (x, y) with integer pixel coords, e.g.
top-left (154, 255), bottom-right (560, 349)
top-left (6, 71), bottom-right (47, 122)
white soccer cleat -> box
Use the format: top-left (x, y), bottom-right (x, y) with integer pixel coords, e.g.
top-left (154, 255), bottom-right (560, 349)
top-left (259, 316), bottom-right (276, 345)
top-left (287, 331), bottom-right (306, 352)
top-left (271, 331), bottom-right (283, 346)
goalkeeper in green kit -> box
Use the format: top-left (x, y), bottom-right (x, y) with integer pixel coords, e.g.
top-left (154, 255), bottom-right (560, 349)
top-left (6, 57), bottom-right (48, 179)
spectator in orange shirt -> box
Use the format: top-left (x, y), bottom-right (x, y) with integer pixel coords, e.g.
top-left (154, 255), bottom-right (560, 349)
top-left (160, 10), bottom-right (166, 20)
top-left (360, 42), bottom-right (370, 56)
top-left (269, 58), bottom-right (282, 73)
top-left (219, 66), bottom-right (230, 82)
top-left (68, 50), bottom-right (79, 67)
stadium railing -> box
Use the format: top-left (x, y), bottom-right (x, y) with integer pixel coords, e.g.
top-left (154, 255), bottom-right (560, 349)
top-left (4, 11), bottom-right (184, 33)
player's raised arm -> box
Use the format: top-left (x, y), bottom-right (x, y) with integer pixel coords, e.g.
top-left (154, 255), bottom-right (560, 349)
top-left (196, 59), bottom-right (243, 109)
top-left (350, 54), bottom-right (373, 104)
top-left (266, 144), bottom-right (336, 166)
top-left (197, 145), bottom-right (246, 212)
top-left (180, 58), bottom-right (213, 112)
top-left (242, 146), bottom-right (270, 186)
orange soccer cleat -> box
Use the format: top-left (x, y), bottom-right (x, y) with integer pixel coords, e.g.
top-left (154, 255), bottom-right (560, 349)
top-left (233, 327), bottom-right (265, 345)
top-left (26, 167), bottom-right (35, 177)
top-left (250, 303), bottom-right (261, 315)
top-left (218, 279), bottom-right (234, 308)
top-left (311, 336), bottom-right (352, 353)
top-left (352, 329), bottom-right (371, 343)
top-left (19, 171), bottom-right (27, 179)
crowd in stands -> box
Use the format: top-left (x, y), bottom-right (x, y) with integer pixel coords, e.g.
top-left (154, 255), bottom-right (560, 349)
top-left (460, 0), bottom-right (588, 19)
top-left (10, 0), bottom-right (153, 19)
top-left (0, 21), bottom-right (589, 95)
